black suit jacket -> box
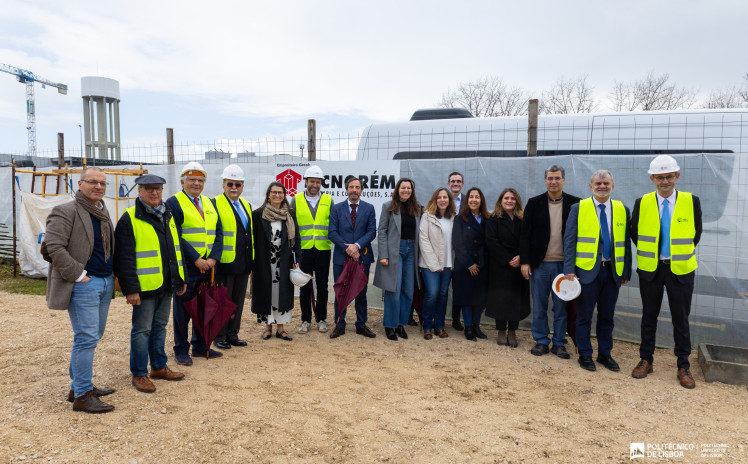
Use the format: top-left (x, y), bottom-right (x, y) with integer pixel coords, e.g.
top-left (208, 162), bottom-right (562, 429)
top-left (520, 191), bottom-right (581, 269)
top-left (212, 195), bottom-right (254, 275)
top-left (630, 191), bottom-right (702, 283)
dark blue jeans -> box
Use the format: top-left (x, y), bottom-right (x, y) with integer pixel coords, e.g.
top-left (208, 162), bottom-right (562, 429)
top-left (530, 261), bottom-right (567, 346)
top-left (420, 267), bottom-right (452, 331)
top-left (462, 305), bottom-right (483, 326)
top-left (130, 292), bottom-right (172, 376)
top-left (383, 240), bottom-right (415, 328)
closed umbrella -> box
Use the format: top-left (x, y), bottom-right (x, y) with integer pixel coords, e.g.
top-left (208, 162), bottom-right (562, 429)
top-left (333, 259), bottom-right (368, 323)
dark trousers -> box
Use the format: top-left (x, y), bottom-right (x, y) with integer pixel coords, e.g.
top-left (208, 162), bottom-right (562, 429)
top-left (214, 271), bottom-right (250, 343)
top-left (299, 248), bottom-right (331, 323)
top-left (496, 320), bottom-right (519, 331)
top-left (639, 262), bottom-right (695, 369)
top-left (576, 264), bottom-right (619, 358)
top-left (172, 270), bottom-right (210, 356)
top-left (333, 263), bottom-right (370, 329)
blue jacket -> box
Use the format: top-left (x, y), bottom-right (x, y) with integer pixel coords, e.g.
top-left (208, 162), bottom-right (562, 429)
top-left (328, 200), bottom-right (377, 265)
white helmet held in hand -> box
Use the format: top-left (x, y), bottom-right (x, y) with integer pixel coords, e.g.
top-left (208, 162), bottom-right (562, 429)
top-left (304, 165), bottom-right (324, 180)
top-left (648, 155), bottom-right (680, 175)
top-left (221, 164), bottom-right (245, 181)
top-left (289, 267), bottom-right (312, 287)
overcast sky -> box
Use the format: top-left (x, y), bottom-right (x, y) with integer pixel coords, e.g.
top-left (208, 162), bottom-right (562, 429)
top-left (1, 0), bottom-right (746, 154)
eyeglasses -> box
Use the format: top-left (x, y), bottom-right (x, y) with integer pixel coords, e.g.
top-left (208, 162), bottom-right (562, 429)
top-left (449, 180), bottom-right (463, 184)
top-left (270, 191), bottom-right (285, 196)
top-left (142, 186), bottom-right (163, 193)
top-left (81, 180), bottom-right (108, 187)
top-left (226, 182), bottom-right (243, 188)
top-left (545, 176), bottom-right (563, 181)
top-left (653, 174), bottom-right (677, 182)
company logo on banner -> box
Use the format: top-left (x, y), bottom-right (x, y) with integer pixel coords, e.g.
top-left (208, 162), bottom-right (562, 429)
top-left (275, 160), bottom-right (400, 221)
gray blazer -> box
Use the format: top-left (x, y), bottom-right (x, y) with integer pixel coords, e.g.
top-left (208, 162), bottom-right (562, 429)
top-left (563, 200), bottom-right (632, 286)
top-left (373, 201), bottom-right (421, 292)
top-left (45, 200), bottom-right (108, 310)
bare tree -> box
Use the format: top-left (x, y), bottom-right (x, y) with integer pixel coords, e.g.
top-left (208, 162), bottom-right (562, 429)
top-left (439, 75), bottom-right (528, 117)
top-left (609, 71), bottom-right (697, 111)
top-left (539, 75), bottom-right (597, 114)
top-left (740, 73), bottom-right (748, 105)
top-left (701, 86), bottom-right (747, 109)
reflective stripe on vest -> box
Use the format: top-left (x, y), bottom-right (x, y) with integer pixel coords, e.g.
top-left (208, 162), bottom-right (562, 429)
top-left (575, 198), bottom-right (626, 276)
top-left (295, 193), bottom-right (332, 250)
top-left (636, 191), bottom-right (697, 275)
top-left (175, 191), bottom-right (218, 257)
top-left (125, 206), bottom-right (185, 292)
top-left (213, 194), bottom-right (254, 263)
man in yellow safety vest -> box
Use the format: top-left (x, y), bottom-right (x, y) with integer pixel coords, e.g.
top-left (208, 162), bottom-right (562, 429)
top-left (115, 174), bottom-right (188, 393)
top-left (563, 169), bottom-right (632, 373)
top-left (630, 155), bottom-right (702, 389)
top-left (290, 165), bottom-right (334, 334)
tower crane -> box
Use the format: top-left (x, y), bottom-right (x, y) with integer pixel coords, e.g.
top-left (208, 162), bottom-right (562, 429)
top-left (0, 63), bottom-right (68, 155)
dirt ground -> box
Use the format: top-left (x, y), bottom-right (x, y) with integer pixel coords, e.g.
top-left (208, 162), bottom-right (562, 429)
top-left (0, 291), bottom-right (746, 464)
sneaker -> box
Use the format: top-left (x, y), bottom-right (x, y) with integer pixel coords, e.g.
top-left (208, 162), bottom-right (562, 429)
top-left (317, 320), bottom-right (329, 333)
top-left (298, 321), bottom-right (311, 334)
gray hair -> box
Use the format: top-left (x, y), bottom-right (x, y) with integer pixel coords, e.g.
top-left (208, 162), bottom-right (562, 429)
top-left (544, 165), bottom-right (565, 179)
top-left (590, 169), bottom-right (613, 183)
top-left (80, 166), bottom-right (104, 181)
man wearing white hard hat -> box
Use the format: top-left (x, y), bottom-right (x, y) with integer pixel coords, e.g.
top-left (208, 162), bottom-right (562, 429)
top-left (165, 161), bottom-right (224, 365)
top-left (563, 169), bottom-right (632, 373)
top-left (211, 165), bottom-right (254, 350)
top-left (630, 155), bottom-right (702, 389)
top-left (290, 165), bottom-right (334, 334)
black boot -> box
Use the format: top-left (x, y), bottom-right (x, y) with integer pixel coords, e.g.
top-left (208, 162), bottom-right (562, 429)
top-left (395, 325), bottom-right (408, 339)
top-left (474, 324), bottom-right (487, 339)
top-left (385, 327), bottom-right (398, 341)
top-left (464, 326), bottom-right (476, 341)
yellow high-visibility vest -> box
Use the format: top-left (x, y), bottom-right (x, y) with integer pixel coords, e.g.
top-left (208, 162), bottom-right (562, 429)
top-left (175, 191), bottom-right (218, 258)
top-left (125, 206), bottom-right (184, 292)
top-left (213, 194), bottom-right (254, 263)
top-left (575, 198), bottom-right (627, 276)
top-left (636, 191), bottom-right (697, 275)
top-left (295, 193), bottom-right (332, 250)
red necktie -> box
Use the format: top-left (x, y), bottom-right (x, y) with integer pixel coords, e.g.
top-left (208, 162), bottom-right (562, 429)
top-left (193, 197), bottom-right (204, 219)
top-left (350, 203), bottom-right (358, 229)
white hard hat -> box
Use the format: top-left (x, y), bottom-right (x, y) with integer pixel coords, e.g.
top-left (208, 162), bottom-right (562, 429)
top-left (180, 161), bottom-right (207, 178)
top-left (552, 274), bottom-right (581, 302)
top-left (289, 267), bottom-right (312, 287)
top-left (648, 155), bottom-right (680, 175)
top-left (304, 165), bottom-right (324, 179)
top-left (221, 164), bottom-right (245, 181)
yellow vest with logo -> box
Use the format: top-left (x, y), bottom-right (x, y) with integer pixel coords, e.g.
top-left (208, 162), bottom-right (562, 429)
top-left (125, 206), bottom-right (185, 292)
top-left (295, 193), bottom-right (332, 250)
top-left (575, 198), bottom-right (626, 276)
top-left (636, 191), bottom-right (697, 275)
top-left (213, 194), bottom-right (254, 263)
top-left (175, 191), bottom-right (218, 258)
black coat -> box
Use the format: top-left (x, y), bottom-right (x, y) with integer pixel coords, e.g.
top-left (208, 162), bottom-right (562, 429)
top-left (484, 214), bottom-right (530, 322)
top-left (212, 195), bottom-right (254, 275)
top-left (113, 199), bottom-right (184, 300)
top-left (452, 213), bottom-right (487, 307)
top-left (250, 208), bottom-right (302, 315)
top-left (519, 191), bottom-right (581, 269)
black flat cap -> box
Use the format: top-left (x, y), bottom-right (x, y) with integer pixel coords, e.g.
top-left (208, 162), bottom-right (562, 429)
top-left (134, 174), bottom-right (166, 185)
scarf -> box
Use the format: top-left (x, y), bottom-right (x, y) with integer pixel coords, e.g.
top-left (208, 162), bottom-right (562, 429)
top-left (138, 197), bottom-right (166, 220)
top-left (75, 190), bottom-right (112, 261)
top-left (262, 203), bottom-right (295, 246)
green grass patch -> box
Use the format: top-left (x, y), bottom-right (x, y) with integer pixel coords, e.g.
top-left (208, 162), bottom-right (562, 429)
top-left (0, 261), bottom-right (48, 295)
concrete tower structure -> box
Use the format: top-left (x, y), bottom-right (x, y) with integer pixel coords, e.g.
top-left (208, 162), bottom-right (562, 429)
top-left (81, 76), bottom-right (121, 160)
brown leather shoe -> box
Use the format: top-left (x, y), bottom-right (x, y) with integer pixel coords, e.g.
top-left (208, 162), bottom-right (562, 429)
top-left (150, 367), bottom-right (185, 381)
top-left (67, 385), bottom-right (116, 403)
top-left (132, 376), bottom-right (156, 393)
top-left (435, 329), bottom-right (449, 338)
top-left (507, 330), bottom-right (518, 348)
top-left (496, 330), bottom-right (508, 346)
top-left (631, 359), bottom-right (654, 378)
top-left (677, 368), bottom-right (696, 389)
top-left (72, 390), bottom-right (115, 413)
top-left (423, 330), bottom-right (433, 340)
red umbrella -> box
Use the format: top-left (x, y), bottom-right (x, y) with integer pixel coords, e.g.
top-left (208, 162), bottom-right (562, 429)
top-left (333, 259), bottom-right (368, 322)
top-left (183, 268), bottom-right (237, 358)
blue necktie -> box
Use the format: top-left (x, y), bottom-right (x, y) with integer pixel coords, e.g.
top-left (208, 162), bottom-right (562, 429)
top-left (234, 201), bottom-right (248, 230)
top-left (660, 199), bottom-right (671, 258)
top-left (598, 204), bottom-right (611, 260)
